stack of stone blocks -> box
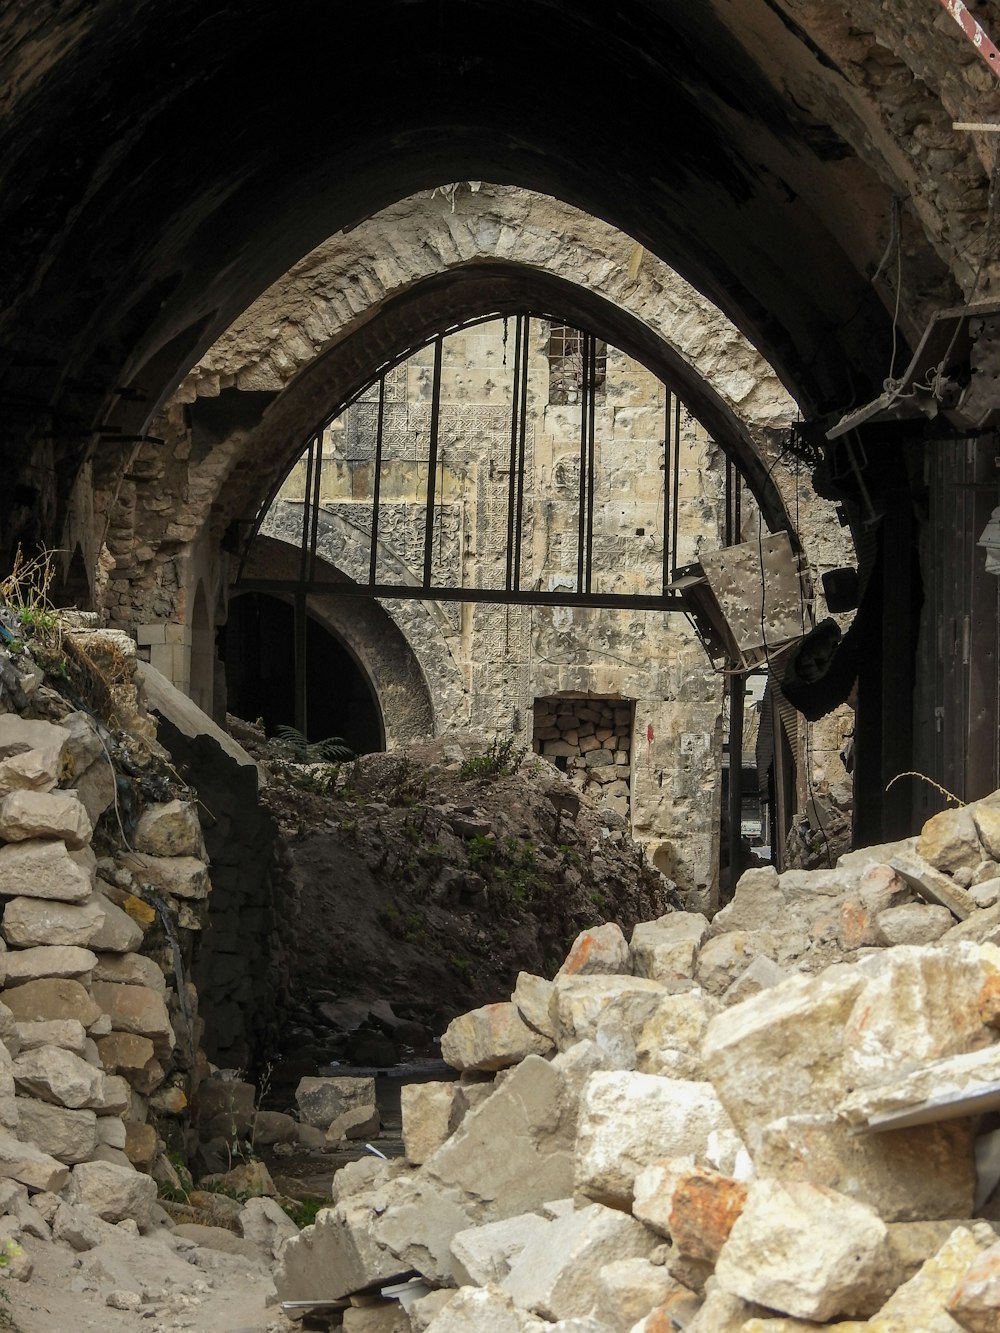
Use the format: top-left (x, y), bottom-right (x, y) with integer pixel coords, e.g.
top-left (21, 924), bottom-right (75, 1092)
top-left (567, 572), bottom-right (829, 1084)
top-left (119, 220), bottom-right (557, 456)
top-left (0, 702), bottom-right (210, 1245)
top-left (532, 697), bottom-right (633, 821)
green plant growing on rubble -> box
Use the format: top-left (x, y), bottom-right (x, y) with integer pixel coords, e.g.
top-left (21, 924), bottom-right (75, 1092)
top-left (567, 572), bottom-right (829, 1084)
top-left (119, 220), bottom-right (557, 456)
top-left (270, 725), bottom-right (354, 764)
top-left (459, 734), bottom-right (527, 781)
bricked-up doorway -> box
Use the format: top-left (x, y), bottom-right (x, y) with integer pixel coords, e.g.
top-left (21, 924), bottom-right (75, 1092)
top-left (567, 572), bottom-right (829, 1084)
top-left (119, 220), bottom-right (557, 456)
top-left (532, 695), bottom-right (634, 821)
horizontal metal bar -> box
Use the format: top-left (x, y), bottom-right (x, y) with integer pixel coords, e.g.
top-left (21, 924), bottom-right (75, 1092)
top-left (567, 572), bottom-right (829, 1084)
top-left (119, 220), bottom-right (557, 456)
top-left (236, 577), bottom-right (687, 611)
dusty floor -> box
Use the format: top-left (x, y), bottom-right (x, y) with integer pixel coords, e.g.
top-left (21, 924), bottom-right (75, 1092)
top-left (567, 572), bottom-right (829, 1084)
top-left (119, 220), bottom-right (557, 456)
top-left (4, 1229), bottom-right (285, 1333)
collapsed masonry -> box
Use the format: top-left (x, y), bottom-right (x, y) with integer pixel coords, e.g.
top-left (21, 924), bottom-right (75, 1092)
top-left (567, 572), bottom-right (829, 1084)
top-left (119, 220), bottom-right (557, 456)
top-left (532, 697), bottom-right (633, 822)
top-left (275, 797), bottom-right (1000, 1332)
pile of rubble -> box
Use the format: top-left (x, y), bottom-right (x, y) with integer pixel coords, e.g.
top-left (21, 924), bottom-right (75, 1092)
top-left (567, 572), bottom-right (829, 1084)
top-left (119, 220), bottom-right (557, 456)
top-left (275, 794), bottom-right (1000, 1331)
top-left (531, 698), bottom-right (633, 819)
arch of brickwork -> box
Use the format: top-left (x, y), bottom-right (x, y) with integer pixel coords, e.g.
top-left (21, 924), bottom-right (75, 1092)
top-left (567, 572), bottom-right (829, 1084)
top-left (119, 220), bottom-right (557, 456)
top-left (101, 186), bottom-right (852, 636)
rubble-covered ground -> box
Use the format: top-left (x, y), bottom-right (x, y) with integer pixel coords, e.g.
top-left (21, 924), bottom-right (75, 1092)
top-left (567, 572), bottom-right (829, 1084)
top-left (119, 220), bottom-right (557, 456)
top-left (232, 721), bottom-right (678, 1066)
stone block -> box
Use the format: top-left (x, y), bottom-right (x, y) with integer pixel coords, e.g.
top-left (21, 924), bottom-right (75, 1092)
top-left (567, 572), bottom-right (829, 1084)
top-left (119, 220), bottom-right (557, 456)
top-left (72, 758), bottom-right (116, 827)
top-left (702, 965), bottom-right (867, 1150)
top-left (0, 717), bottom-right (68, 790)
top-left (274, 1193), bottom-right (407, 1303)
top-left (50, 1200), bottom-right (117, 1250)
top-left (123, 1121), bottom-right (157, 1167)
top-left (0, 839), bottom-right (93, 902)
top-left (373, 1173), bottom-right (476, 1282)
top-left (92, 951), bottom-right (164, 991)
top-left (575, 1070), bottom-right (733, 1207)
top-left (297, 1075), bottom-right (376, 1129)
top-left (841, 942), bottom-right (999, 1090)
top-left (550, 974), bottom-right (668, 1063)
top-left (133, 799), bottom-right (205, 858)
top-left (512, 972), bottom-right (556, 1039)
top-left (721, 954), bottom-right (789, 1006)
top-left (874, 902), bottom-right (954, 946)
top-left (1, 977), bottom-right (101, 1027)
top-left (0, 789), bottom-right (92, 849)
top-left (946, 1238), bottom-right (1000, 1331)
top-left (419, 1285), bottom-right (543, 1332)
top-left (12, 1045), bottom-right (106, 1109)
top-left (917, 806), bottom-right (984, 875)
top-left (96, 1031), bottom-right (155, 1075)
top-left (326, 1104), bottom-right (380, 1143)
top-left (591, 1258), bottom-right (684, 1333)
top-left (239, 1195), bottom-right (300, 1258)
top-left (401, 1081), bottom-right (464, 1165)
top-left (662, 1166), bottom-right (748, 1263)
top-left (871, 1225), bottom-right (994, 1330)
top-left (755, 1112), bottom-right (975, 1221)
top-left (838, 1040), bottom-right (1000, 1128)
top-left (891, 854), bottom-right (978, 920)
top-left (2, 895), bottom-right (105, 948)
top-left (557, 923), bottom-right (630, 977)
top-left (694, 931), bottom-right (773, 996)
top-left (89, 981), bottom-right (175, 1058)
top-left (633, 989), bottom-right (719, 1079)
top-left (714, 1180), bottom-right (896, 1321)
top-left (15, 1020), bottom-right (86, 1054)
top-left (502, 1201), bottom-right (657, 1320)
top-left (67, 1159), bottom-right (157, 1226)
top-left (4, 944), bottom-right (97, 985)
top-left (85, 893), bottom-right (143, 953)
top-left (425, 1056), bottom-right (575, 1222)
top-left (252, 1109), bottom-right (298, 1146)
top-left (450, 1210), bottom-right (551, 1286)
top-left (123, 851), bottom-right (209, 899)
top-left (14, 1096), bottom-right (97, 1164)
top-left (974, 805), bottom-right (1000, 863)
top-left (0, 1125), bottom-right (70, 1193)
top-left (631, 913), bottom-right (709, 986)
top-left (442, 1002), bottom-right (554, 1071)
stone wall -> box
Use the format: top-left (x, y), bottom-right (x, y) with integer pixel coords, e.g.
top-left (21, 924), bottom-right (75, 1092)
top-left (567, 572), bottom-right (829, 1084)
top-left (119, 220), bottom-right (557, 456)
top-left (532, 696), bottom-right (633, 819)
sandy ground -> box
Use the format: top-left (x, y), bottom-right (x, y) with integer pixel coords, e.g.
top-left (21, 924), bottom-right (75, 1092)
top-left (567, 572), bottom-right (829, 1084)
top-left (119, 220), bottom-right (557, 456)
top-left (2, 1229), bottom-right (290, 1333)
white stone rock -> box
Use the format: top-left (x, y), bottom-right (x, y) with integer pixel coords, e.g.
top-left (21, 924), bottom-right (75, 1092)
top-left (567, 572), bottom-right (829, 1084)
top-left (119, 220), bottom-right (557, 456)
top-left (14, 1020), bottom-right (86, 1054)
top-left (0, 839), bottom-right (94, 902)
top-left (502, 1202), bottom-right (657, 1321)
top-left (14, 1096), bottom-right (98, 1164)
top-left (442, 1002), bottom-right (553, 1071)
top-left (134, 799), bottom-right (205, 858)
top-left (557, 923), bottom-right (631, 977)
top-left (67, 1159), bottom-right (157, 1226)
top-left (296, 1075), bottom-right (377, 1129)
top-left (423, 1285), bottom-right (545, 1333)
top-left (633, 990), bottom-right (720, 1079)
top-left (0, 718), bottom-right (69, 796)
top-left (0, 1125), bottom-right (70, 1193)
top-left (512, 972), bottom-right (556, 1040)
top-left (575, 1070), bottom-right (733, 1207)
top-left (630, 913), bottom-right (709, 987)
top-left (51, 1200), bottom-right (118, 1250)
top-left (12, 1045), bottom-right (106, 1109)
top-left (275, 1193), bottom-right (405, 1303)
top-left (917, 806), bottom-right (984, 875)
top-left (842, 942), bottom-right (999, 1090)
top-left (874, 902), bottom-right (954, 946)
top-left (239, 1195), bottom-right (300, 1258)
top-left (2, 894), bottom-right (105, 948)
top-left (702, 965), bottom-right (867, 1150)
top-left (0, 789), bottom-right (92, 849)
top-left (120, 852), bottom-right (209, 898)
top-left (401, 1081), bottom-right (464, 1165)
top-left (92, 951), bottom-right (164, 991)
top-left (551, 974), bottom-right (668, 1066)
top-left (714, 1180), bottom-right (895, 1321)
top-left (4, 943), bottom-right (96, 985)
top-left (85, 892), bottom-right (143, 953)
top-left (592, 1258), bottom-right (685, 1333)
top-left (450, 1211), bottom-right (552, 1286)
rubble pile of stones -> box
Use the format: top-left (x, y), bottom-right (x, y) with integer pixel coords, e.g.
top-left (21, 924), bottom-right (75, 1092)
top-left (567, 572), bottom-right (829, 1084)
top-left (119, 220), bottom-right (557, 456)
top-left (275, 793), bottom-right (1000, 1331)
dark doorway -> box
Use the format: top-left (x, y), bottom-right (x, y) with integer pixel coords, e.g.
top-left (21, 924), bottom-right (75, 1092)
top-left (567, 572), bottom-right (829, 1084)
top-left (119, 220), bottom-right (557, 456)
top-left (222, 593), bottom-right (384, 754)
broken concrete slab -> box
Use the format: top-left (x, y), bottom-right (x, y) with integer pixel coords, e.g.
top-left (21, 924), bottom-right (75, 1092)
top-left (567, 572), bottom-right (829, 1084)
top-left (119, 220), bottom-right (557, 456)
top-left (891, 854), bottom-right (978, 920)
top-left (450, 1210), bottom-right (552, 1286)
top-left (838, 1041), bottom-right (1000, 1131)
top-left (274, 1194), bottom-right (409, 1303)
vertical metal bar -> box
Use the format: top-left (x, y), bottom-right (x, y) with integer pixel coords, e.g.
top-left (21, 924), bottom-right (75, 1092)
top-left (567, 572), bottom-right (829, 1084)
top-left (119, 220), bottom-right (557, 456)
top-left (293, 591), bottom-right (308, 737)
top-left (505, 316), bottom-right (524, 590)
top-left (422, 337), bottom-right (444, 589)
top-left (727, 674), bottom-right (745, 899)
top-left (368, 375), bottom-right (385, 587)
top-left (308, 431), bottom-right (323, 581)
top-left (670, 392), bottom-right (681, 581)
top-left (577, 330), bottom-right (588, 593)
top-left (585, 332), bottom-right (597, 594)
top-left (735, 468), bottom-right (742, 542)
top-left (661, 390), bottom-right (672, 594)
top-left (512, 317), bottom-right (531, 590)
top-left (299, 437), bottom-right (315, 587)
top-left (725, 456), bottom-right (733, 547)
